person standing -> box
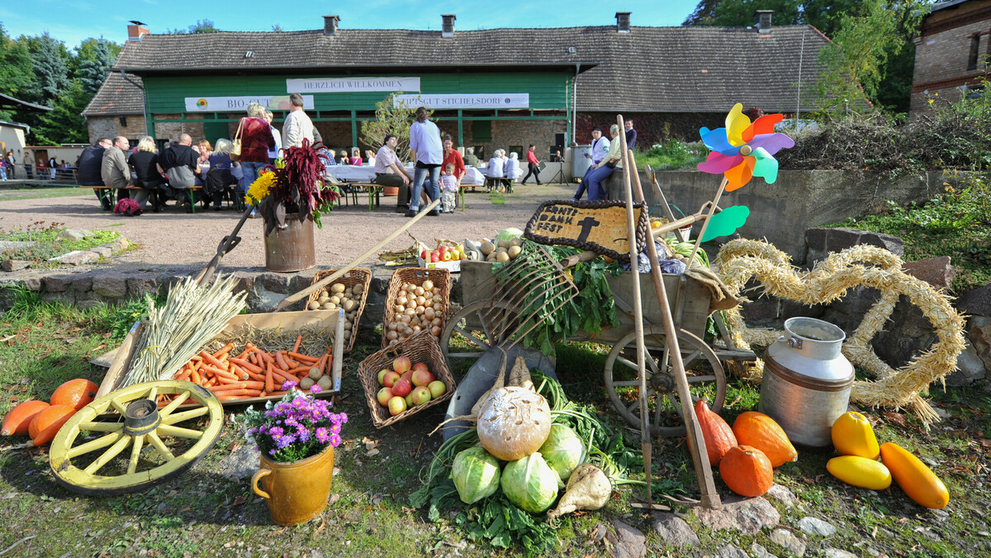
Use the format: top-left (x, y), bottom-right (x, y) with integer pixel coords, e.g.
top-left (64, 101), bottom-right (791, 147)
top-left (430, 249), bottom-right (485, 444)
top-left (48, 155), bottom-right (58, 180)
top-left (625, 119), bottom-right (637, 151)
top-left (281, 93), bottom-right (313, 149)
top-left (441, 134), bottom-right (465, 190)
top-left (23, 150), bottom-right (33, 179)
top-left (373, 134), bottom-right (414, 213)
top-left (235, 103), bottom-right (275, 215)
top-left (6, 151), bottom-right (15, 179)
top-left (521, 145), bottom-right (541, 185)
top-left (264, 110), bottom-right (282, 163)
top-left (407, 106), bottom-right (443, 217)
top-left (102, 136), bottom-right (132, 205)
top-left (573, 127), bottom-right (609, 201)
top-left (440, 163), bottom-right (459, 213)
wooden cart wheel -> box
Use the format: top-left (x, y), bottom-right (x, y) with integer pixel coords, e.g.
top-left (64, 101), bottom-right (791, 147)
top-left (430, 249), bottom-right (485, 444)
top-left (604, 326), bottom-right (726, 437)
top-left (49, 380), bottom-right (224, 496)
top-left (440, 300), bottom-right (517, 374)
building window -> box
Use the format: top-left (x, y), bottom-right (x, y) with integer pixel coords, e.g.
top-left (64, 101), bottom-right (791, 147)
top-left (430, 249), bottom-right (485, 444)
top-left (968, 35), bottom-right (980, 70)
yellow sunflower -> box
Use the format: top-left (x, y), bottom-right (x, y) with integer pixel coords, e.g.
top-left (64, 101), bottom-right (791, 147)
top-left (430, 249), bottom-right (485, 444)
top-left (246, 171), bottom-right (276, 206)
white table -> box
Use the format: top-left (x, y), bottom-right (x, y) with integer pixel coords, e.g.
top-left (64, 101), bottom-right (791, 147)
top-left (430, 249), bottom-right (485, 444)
top-left (326, 164), bottom-right (486, 186)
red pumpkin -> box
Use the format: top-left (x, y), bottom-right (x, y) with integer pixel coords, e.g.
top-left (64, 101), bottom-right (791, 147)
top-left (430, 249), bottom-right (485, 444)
top-left (732, 411), bottom-right (798, 468)
top-left (694, 399), bottom-right (737, 466)
top-left (2, 400), bottom-right (50, 437)
top-left (720, 445), bottom-right (774, 497)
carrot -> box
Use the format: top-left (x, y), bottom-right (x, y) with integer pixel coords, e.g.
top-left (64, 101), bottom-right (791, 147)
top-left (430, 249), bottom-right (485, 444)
top-left (275, 351), bottom-right (289, 371)
top-left (229, 363), bottom-right (251, 381)
top-left (202, 365), bottom-right (238, 381)
top-left (231, 358), bottom-right (263, 374)
top-left (209, 381), bottom-right (266, 392)
top-left (200, 351), bottom-right (228, 370)
top-left (234, 347), bottom-right (252, 360)
top-left (216, 389), bottom-right (264, 400)
top-left (288, 352), bottom-right (318, 363)
top-left (204, 376), bottom-right (218, 387)
top-left (292, 335), bottom-right (302, 353)
top-left (212, 343), bottom-right (234, 359)
top-left (266, 390), bottom-right (287, 397)
top-left (248, 352), bottom-right (260, 366)
top-left (265, 363), bottom-right (275, 393)
top-left (190, 369), bottom-right (202, 385)
top-left (287, 366), bottom-right (313, 376)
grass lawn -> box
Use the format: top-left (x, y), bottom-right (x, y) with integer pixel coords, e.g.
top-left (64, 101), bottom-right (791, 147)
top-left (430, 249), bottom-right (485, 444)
top-left (0, 293), bottom-right (989, 556)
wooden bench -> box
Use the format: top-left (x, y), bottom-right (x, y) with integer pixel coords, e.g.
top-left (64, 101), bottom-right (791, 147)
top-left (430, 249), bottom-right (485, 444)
top-left (80, 185), bottom-right (206, 213)
top-left (484, 176), bottom-right (514, 194)
top-left (342, 183), bottom-right (383, 211)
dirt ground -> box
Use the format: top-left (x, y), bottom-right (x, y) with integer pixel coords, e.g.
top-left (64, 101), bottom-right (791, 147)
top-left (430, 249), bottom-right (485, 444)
top-left (0, 185), bottom-right (578, 270)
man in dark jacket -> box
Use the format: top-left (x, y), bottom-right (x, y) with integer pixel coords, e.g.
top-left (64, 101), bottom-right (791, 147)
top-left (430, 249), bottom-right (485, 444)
top-left (158, 133), bottom-right (201, 207)
top-left (77, 137), bottom-right (114, 210)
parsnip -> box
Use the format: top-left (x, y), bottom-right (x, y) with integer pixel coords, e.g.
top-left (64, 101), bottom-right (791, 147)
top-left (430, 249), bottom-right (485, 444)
top-left (546, 463), bottom-right (612, 521)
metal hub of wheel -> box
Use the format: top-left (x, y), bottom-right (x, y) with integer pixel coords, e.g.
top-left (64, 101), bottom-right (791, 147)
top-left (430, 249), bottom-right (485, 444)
top-left (603, 326), bottom-right (726, 437)
top-left (49, 380), bottom-right (224, 496)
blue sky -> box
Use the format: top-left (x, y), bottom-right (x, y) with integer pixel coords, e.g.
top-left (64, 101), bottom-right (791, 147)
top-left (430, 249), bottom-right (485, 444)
top-left (1, 0), bottom-right (700, 49)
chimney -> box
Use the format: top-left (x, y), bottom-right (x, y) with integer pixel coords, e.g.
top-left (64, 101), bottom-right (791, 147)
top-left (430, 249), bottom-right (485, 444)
top-left (127, 24), bottom-right (149, 41)
top-left (323, 15), bottom-right (340, 36)
top-left (616, 12), bottom-right (631, 33)
top-left (755, 10), bottom-right (772, 34)
top-left (441, 14), bottom-right (456, 38)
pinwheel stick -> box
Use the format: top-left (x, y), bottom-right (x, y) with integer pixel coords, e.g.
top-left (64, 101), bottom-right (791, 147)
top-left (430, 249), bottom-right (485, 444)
top-left (684, 176), bottom-right (728, 272)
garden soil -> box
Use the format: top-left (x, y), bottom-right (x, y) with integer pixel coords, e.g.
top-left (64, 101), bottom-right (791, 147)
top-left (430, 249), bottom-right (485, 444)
top-left (0, 185), bottom-right (581, 270)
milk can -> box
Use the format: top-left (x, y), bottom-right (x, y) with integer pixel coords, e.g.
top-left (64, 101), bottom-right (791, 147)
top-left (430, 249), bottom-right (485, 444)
top-left (759, 317), bottom-right (854, 447)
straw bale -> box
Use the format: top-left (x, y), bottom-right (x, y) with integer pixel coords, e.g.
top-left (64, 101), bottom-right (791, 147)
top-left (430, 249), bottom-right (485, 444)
top-left (713, 239), bottom-right (966, 426)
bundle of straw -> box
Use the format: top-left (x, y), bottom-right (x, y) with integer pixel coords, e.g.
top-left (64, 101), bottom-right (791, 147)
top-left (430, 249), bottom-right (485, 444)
top-left (122, 274), bottom-right (248, 387)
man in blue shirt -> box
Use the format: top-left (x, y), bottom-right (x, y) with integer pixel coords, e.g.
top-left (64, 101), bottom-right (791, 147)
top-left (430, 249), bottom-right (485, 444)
top-left (625, 119), bottom-right (637, 151)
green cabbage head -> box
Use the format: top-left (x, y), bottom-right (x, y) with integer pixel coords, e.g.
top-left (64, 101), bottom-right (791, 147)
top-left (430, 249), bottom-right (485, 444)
top-left (494, 228), bottom-right (524, 243)
top-left (500, 452), bottom-right (560, 514)
top-left (539, 424), bottom-right (585, 481)
top-left (451, 446), bottom-right (501, 504)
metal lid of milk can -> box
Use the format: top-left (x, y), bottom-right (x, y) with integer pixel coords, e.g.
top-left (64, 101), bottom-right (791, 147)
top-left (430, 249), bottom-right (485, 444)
top-left (766, 317), bottom-right (853, 383)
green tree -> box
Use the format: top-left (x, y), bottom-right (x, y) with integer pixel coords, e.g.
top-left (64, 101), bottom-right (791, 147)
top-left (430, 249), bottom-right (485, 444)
top-left (25, 33), bottom-right (70, 103)
top-left (360, 94), bottom-right (418, 163)
top-left (707, 0), bottom-right (802, 28)
top-left (0, 23), bottom-right (35, 115)
top-left (34, 80), bottom-right (90, 145)
top-left (75, 39), bottom-right (117, 96)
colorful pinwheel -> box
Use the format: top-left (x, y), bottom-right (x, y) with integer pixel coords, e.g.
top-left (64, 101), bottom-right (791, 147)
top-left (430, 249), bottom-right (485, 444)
top-left (697, 103), bottom-right (795, 191)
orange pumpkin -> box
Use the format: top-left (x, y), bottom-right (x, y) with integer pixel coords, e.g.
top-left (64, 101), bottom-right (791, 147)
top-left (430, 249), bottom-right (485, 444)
top-left (732, 411), bottom-right (798, 467)
top-left (28, 405), bottom-right (76, 446)
top-left (1, 400), bottom-right (50, 437)
top-left (695, 399), bottom-right (737, 466)
top-left (50, 379), bottom-right (98, 410)
top-left (720, 445), bottom-right (774, 497)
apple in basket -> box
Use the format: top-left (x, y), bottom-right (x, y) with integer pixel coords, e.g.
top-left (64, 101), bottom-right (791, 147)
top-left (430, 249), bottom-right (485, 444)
top-left (412, 362), bottom-right (429, 373)
top-left (393, 356), bottom-right (412, 374)
top-left (388, 396), bottom-right (407, 416)
top-left (377, 369), bottom-right (392, 386)
top-left (411, 386), bottom-right (432, 406)
top-left (376, 387), bottom-right (394, 407)
top-left (392, 377), bottom-right (413, 398)
top-left (405, 393), bottom-right (415, 408)
top-left (428, 380), bottom-right (447, 399)
top-left (382, 371), bottom-right (401, 388)
top-left (411, 368), bottom-right (435, 387)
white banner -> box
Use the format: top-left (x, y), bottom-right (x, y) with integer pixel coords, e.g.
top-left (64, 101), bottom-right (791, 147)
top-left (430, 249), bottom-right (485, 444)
top-left (184, 95), bottom-right (314, 112)
top-left (285, 77), bottom-right (420, 93)
top-left (393, 93), bottom-right (530, 109)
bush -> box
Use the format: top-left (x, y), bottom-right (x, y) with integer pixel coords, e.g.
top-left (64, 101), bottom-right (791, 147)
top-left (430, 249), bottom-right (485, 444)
top-left (638, 139), bottom-right (705, 170)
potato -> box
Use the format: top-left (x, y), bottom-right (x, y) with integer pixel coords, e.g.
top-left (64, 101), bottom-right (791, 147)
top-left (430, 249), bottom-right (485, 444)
top-left (308, 367), bottom-right (323, 380)
top-left (317, 376), bottom-right (333, 391)
top-left (496, 251), bottom-right (510, 263)
top-left (342, 299), bottom-right (356, 312)
top-left (352, 283), bottom-right (364, 295)
top-left (508, 245), bottom-right (522, 258)
top-left (307, 301), bottom-right (320, 310)
top-left (299, 377), bottom-right (315, 390)
top-left (509, 238), bottom-right (523, 248)
top-left (480, 241), bottom-right (495, 256)
top-left (331, 283), bottom-right (346, 294)
top-left (322, 302), bottom-right (337, 310)
top-left (497, 239), bottom-right (510, 249)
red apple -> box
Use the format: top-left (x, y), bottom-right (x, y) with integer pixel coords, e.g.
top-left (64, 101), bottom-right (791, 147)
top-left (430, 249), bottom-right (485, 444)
top-left (392, 377), bottom-right (412, 397)
top-left (411, 386), bottom-right (432, 406)
top-left (431, 250), bottom-right (441, 263)
top-left (376, 387), bottom-right (393, 407)
top-left (412, 362), bottom-right (429, 373)
top-left (420, 249), bottom-right (428, 261)
top-left (401, 371), bottom-right (413, 383)
top-left (382, 370), bottom-right (401, 388)
top-left (376, 369), bottom-right (392, 386)
top-left (427, 380), bottom-right (447, 398)
top-left (405, 393), bottom-right (415, 407)
top-left (392, 356), bottom-right (412, 374)
top-left (411, 369), bottom-right (435, 387)
top-left (387, 396), bottom-right (407, 416)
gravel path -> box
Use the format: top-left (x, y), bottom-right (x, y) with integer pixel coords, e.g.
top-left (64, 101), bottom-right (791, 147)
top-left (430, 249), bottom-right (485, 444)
top-left (0, 185), bottom-right (578, 271)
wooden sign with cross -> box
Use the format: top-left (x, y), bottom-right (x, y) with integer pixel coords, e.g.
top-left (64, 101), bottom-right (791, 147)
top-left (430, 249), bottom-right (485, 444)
top-left (523, 199), bottom-right (650, 262)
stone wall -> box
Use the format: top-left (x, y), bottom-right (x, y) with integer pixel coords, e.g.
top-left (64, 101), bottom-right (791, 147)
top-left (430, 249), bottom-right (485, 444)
top-left (87, 115), bottom-right (148, 144)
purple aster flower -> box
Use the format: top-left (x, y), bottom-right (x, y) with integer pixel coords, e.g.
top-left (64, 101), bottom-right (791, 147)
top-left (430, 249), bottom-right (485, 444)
top-left (282, 380), bottom-right (297, 391)
top-left (310, 385), bottom-right (322, 394)
top-left (329, 433), bottom-right (342, 447)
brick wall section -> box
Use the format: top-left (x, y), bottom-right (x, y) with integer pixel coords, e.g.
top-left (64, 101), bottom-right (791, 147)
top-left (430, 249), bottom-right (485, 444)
top-left (911, 0), bottom-right (991, 115)
top-left (87, 115), bottom-right (148, 144)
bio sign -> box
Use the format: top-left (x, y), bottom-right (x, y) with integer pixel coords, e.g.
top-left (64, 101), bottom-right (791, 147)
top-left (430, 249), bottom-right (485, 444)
top-left (184, 95), bottom-right (314, 112)
top-left (523, 200), bottom-right (648, 262)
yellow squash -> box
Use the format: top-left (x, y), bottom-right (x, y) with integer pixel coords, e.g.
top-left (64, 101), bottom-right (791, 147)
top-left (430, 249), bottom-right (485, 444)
top-left (879, 442), bottom-right (949, 509)
top-left (831, 411), bottom-right (880, 459)
top-left (827, 456), bottom-right (892, 490)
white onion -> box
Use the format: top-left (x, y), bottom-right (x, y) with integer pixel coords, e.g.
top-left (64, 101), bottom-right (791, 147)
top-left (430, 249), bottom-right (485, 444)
top-left (412, 325), bottom-right (422, 332)
top-left (424, 307), bottom-right (435, 320)
top-left (432, 317), bottom-right (442, 327)
top-left (431, 326), bottom-right (442, 336)
top-left (433, 302), bottom-right (443, 311)
top-left (422, 280), bottom-right (434, 290)
top-left (387, 330), bottom-right (398, 340)
top-left (414, 286), bottom-right (425, 296)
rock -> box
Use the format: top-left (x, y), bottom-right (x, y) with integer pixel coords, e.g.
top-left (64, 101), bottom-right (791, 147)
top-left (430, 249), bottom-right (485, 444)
top-left (766, 483), bottom-right (798, 507)
top-left (92, 274), bottom-right (129, 298)
top-left (1, 260), bottom-right (32, 272)
top-left (751, 542), bottom-right (778, 558)
top-left (716, 544), bottom-right (750, 558)
top-left (797, 516), bottom-right (837, 536)
top-left (128, 276), bottom-right (160, 299)
top-left (58, 229), bottom-right (93, 242)
top-left (946, 341), bottom-right (987, 386)
top-left (92, 245), bottom-right (113, 258)
top-left (805, 228), bottom-right (903, 266)
top-left (43, 274), bottom-right (79, 293)
top-left (55, 250), bottom-right (100, 266)
top-left (652, 512), bottom-right (699, 547)
top-left (823, 549), bottom-right (858, 558)
top-left (969, 321), bottom-right (991, 374)
top-left (0, 240), bottom-right (36, 252)
top-left (957, 284), bottom-right (991, 318)
top-left (109, 236), bottom-right (130, 252)
top-left (901, 256), bottom-right (956, 291)
top-left (605, 520), bottom-right (646, 558)
top-left (257, 272), bottom-right (292, 294)
top-left (216, 445), bottom-right (261, 480)
top-left (770, 528), bottom-right (806, 556)
top-left (695, 496), bottom-right (780, 535)
top-left (591, 524), bottom-right (609, 544)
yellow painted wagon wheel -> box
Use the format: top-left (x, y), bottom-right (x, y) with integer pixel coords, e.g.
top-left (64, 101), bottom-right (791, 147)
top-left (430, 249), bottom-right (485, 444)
top-left (49, 380), bottom-right (224, 496)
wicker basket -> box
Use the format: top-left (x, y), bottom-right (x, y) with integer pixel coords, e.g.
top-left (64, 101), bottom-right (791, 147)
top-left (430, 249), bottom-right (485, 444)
top-left (307, 267), bottom-right (371, 353)
top-left (358, 331), bottom-right (457, 429)
top-left (382, 267), bottom-right (452, 348)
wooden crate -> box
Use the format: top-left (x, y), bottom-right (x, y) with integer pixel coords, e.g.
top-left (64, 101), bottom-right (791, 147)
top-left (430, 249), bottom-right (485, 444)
top-left (358, 331), bottom-right (456, 429)
top-left (96, 310), bottom-right (345, 406)
top-left (307, 267), bottom-right (372, 353)
top-left (382, 267), bottom-right (451, 348)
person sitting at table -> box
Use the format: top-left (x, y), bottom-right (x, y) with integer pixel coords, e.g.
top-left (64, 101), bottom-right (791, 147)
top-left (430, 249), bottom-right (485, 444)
top-left (365, 150), bottom-right (376, 167)
top-left (349, 147), bottom-right (363, 166)
top-left (485, 149), bottom-right (505, 193)
top-left (373, 133), bottom-right (414, 213)
top-left (195, 140), bottom-right (212, 187)
top-left (504, 152), bottom-right (521, 192)
top-left (158, 133), bottom-right (204, 210)
top-left (338, 150), bottom-right (349, 166)
top-left (205, 138), bottom-right (238, 211)
top-left (320, 147), bottom-right (336, 169)
top-left (127, 136), bottom-right (165, 212)
top-left (464, 146), bottom-right (479, 167)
